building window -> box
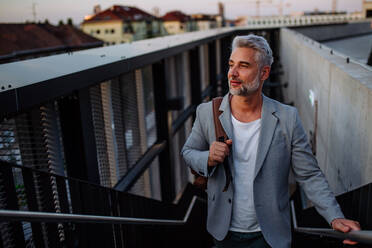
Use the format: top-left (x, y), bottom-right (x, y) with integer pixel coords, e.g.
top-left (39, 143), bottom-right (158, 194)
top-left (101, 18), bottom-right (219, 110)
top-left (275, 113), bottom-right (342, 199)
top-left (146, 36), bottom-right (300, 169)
top-left (112, 42), bottom-right (116, 45)
top-left (367, 10), bottom-right (372, 18)
top-left (111, 29), bottom-right (115, 33)
top-left (105, 29), bottom-right (108, 34)
top-left (96, 29), bottom-right (100, 34)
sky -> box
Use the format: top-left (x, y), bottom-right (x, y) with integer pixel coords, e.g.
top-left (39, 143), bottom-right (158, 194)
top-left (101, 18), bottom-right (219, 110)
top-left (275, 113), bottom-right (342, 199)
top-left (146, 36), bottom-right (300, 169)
top-left (0, 0), bottom-right (363, 25)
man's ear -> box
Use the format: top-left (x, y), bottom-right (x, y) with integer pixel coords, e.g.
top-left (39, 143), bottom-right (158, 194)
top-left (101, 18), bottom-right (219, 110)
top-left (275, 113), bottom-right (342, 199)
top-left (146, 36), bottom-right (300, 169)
top-left (260, 65), bottom-right (271, 81)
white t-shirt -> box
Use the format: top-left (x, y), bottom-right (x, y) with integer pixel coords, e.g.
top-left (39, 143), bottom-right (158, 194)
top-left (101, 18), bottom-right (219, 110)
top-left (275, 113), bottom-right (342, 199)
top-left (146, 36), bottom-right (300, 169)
top-left (229, 113), bottom-right (261, 233)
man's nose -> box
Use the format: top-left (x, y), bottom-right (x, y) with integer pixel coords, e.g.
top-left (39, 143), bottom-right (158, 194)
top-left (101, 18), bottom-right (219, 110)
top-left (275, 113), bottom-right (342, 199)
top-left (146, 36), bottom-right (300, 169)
top-left (230, 66), bottom-right (238, 77)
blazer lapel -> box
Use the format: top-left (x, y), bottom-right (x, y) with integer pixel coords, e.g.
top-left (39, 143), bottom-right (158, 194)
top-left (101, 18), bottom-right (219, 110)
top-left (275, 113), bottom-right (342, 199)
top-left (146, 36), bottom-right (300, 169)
top-left (218, 94), bottom-right (233, 140)
top-left (254, 95), bottom-right (278, 178)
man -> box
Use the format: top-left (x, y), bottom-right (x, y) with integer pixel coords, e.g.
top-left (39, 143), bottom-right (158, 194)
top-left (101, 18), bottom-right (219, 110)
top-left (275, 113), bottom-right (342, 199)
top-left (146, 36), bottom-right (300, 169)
top-left (181, 34), bottom-right (360, 248)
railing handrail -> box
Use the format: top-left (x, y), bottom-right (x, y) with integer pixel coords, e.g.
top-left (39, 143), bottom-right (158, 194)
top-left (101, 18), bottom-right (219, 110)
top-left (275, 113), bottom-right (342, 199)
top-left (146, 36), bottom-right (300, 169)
top-left (0, 196), bottom-right (198, 226)
top-left (295, 227), bottom-right (372, 245)
top-left (114, 140), bottom-right (166, 191)
top-left (290, 200), bottom-right (372, 245)
top-left (1, 140), bottom-right (166, 194)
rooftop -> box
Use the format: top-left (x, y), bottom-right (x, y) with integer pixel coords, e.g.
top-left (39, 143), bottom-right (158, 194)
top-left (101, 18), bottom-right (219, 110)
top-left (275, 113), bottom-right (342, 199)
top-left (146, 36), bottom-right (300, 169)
top-left (0, 23), bottom-right (103, 60)
top-left (83, 5), bottom-right (158, 23)
top-left (162, 11), bottom-right (191, 22)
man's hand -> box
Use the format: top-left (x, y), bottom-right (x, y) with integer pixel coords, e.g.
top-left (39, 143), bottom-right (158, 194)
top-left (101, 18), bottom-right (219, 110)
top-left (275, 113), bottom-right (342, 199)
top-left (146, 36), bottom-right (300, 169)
top-left (331, 218), bottom-right (361, 245)
top-left (207, 139), bottom-right (232, 167)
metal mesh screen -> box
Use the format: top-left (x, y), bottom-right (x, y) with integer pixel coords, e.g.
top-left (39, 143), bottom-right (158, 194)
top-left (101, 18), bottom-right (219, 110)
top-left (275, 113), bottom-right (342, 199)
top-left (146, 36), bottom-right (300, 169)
top-left (110, 78), bottom-right (129, 181)
top-left (140, 66), bottom-right (161, 200)
top-left (0, 104), bottom-right (67, 246)
top-left (90, 85), bottom-right (112, 187)
top-left (100, 81), bottom-right (119, 187)
top-left (165, 55), bottom-right (192, 197)
top-left (119, 71), bottom-right (145, 196)
top-left (0, 119), bottom-right (21, 165)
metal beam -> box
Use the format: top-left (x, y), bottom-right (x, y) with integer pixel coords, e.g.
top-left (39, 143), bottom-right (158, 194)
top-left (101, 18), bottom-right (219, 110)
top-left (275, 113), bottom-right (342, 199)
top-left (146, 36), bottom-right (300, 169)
top-left (0, 29), bottom-right (238, 118)
top-left (0, 196), bottom-right (199, 226)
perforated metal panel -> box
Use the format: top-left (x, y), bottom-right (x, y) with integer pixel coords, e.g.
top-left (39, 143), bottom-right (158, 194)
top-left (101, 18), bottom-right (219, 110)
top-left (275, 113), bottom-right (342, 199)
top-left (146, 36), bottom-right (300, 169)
top-left (0, 119), bottom-right (21, 165)
top-left (0, 104), bottom-right (67, 247)
top-left (90, 85), bottom-right (112, 187)
top-left (119, 72), bottom-right (145, 196)
top-left (164, 55), bottom-right (193, 197)
top-left (110, 79), bottom-right (129, 180)
top-left (141, 66), bottom-right (161, 200)
top-left (100, 81), bottom-right (119, 187)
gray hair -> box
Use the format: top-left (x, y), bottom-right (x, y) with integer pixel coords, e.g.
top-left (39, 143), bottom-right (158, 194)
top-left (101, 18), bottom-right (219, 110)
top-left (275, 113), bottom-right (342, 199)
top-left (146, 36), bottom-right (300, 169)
top-left (231, 34), bottom-right (274, 67)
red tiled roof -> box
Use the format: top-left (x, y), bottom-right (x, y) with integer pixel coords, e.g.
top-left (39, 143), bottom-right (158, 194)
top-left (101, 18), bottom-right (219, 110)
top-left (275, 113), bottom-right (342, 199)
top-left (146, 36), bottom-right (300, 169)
top-left (42, 24), bottom-right (102, 46)
top-left (162, 11), bottom-right (190, 22)
top-left (0, 23), bottom-right (102, 56)
top-left (83, 5), bottom-right (157, 23)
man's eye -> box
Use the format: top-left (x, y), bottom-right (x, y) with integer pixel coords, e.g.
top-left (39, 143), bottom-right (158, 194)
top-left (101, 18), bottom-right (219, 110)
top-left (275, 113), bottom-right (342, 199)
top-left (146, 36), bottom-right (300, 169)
top-left (228, 64), bottom-right (233, 67)
top-left (240, 64), bottom-right (248, 68)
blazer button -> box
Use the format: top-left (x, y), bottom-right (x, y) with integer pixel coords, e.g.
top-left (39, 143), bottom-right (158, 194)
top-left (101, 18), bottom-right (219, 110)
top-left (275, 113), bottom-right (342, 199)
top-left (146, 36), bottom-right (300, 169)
top-left (228, 199), bottom-right (232, 204)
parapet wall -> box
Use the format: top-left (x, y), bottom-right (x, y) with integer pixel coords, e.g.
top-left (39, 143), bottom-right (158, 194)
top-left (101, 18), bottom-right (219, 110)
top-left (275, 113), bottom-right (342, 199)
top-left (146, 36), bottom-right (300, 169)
top-left (280, 28), bottom-right (372, 195)
top-left (293, 21), bottom-right (372, 41)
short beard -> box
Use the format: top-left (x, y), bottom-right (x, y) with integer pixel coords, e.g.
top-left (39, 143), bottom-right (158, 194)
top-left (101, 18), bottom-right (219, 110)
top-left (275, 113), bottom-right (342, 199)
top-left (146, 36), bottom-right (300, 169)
top-left (229, 72), bottom-right (261, 96)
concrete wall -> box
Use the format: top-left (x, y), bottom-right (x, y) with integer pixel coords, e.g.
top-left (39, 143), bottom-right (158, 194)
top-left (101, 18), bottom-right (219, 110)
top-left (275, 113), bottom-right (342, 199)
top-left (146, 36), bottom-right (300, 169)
top-left (280, 28), bottom-right (372, 195)
top-left (293, 22), bottom-right (372, 42)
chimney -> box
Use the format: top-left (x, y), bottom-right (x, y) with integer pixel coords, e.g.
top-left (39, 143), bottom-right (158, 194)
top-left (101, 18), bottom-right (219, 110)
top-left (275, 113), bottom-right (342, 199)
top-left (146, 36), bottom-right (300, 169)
top-left (94, 5), bottom-right (101, 14)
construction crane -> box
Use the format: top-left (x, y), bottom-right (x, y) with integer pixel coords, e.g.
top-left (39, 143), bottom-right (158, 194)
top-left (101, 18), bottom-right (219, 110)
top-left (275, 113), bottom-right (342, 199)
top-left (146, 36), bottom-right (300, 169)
top-left (253, 0), bottom-right (272, 17)
top-left (332, 0), bottom-right (337, 13)
top-left (32, 2), bottom-right (37, 22)
top-left (276, 0), bottom-right (291, 17)
top-left (227, 0), bottom-right (272, 17)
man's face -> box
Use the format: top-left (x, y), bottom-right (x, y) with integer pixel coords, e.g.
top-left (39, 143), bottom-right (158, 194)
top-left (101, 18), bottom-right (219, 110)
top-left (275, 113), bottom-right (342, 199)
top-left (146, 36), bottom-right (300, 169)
top-left (228, 47), bottom-right (267, 96)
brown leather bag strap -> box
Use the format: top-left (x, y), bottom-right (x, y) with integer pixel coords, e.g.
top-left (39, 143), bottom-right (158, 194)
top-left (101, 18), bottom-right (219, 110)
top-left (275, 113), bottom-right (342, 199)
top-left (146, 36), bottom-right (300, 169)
top-left (212, 97), bottom-right (231, 192)
top-left (212, 97), bottom-right (227, 141)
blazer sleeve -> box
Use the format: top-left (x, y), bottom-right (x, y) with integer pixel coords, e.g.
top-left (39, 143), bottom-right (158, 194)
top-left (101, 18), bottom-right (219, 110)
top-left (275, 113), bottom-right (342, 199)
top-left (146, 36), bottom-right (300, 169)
top-left (181, 104), bottom-right (215, 177)
top-left (290, 108), bottom-right (344, 224)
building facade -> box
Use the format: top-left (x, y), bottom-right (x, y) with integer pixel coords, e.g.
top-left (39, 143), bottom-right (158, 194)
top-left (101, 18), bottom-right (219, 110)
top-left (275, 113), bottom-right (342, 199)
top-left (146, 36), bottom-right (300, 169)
top-left (162, 11), bottom-right (197, 35)
top-left (81, 5), bottom-right (166, 45)
top-left (363, 0), bottom-right (372, 18)
top-left (191, 14), bottom-right (220, 31)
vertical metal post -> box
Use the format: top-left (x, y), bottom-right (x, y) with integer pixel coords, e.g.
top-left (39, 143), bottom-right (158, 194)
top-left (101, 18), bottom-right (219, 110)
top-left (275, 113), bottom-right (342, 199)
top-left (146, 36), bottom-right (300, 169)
top-left (220, 37), bottom-right (231, 95)
top-left (208, 41), bottom-right (217, 98)
top-left (78, 89), bottom-right (101, 184)
top-left (189, 46), bottom-right (202, 119)
top-left (152, 60), bottom-right (175, 203)
top-left (58, 93), bottom-right (100, 184)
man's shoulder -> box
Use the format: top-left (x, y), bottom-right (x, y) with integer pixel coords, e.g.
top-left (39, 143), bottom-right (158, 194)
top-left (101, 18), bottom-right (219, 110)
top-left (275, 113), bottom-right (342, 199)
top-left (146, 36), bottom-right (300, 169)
top-left (196, 100), bottom-right (214, 114)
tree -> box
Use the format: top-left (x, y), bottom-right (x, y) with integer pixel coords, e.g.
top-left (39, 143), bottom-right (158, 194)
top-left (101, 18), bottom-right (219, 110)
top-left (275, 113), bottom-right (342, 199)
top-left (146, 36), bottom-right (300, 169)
top-left (58, 20), bottom-right (64, 26)
top-left (67, 18), bottom-right (73, 26)
top-left (44, 19), bottom-right (49, 24)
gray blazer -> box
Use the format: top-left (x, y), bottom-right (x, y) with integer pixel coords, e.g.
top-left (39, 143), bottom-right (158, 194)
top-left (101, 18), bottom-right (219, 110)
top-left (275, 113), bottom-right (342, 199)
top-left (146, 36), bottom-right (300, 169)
top-left (181, 94), bottom-right (344, 248)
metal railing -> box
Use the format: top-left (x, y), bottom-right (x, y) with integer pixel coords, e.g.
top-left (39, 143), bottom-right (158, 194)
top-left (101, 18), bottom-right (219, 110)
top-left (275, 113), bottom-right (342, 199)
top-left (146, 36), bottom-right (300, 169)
top-left (290, 201), bottom-right (372, 245)
top-left (0, 196), bottom-right (198, 226)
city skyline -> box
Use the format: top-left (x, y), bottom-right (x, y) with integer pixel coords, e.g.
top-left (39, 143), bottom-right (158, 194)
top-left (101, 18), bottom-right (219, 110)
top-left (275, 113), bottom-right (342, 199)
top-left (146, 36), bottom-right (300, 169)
top-left (0, 0), bottom-right (363, 25)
